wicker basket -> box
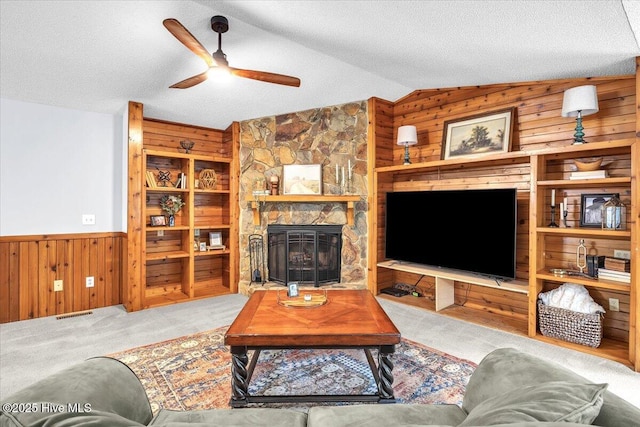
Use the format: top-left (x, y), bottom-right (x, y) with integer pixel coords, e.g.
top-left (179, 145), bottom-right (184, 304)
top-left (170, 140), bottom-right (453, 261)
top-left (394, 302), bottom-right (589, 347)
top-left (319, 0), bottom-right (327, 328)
top-left (537, 301), bottom-right (603, 348)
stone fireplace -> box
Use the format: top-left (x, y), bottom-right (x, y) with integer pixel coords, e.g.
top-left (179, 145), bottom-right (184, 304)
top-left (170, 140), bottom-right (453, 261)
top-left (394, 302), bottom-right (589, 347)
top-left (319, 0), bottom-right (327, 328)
top-left (268, 225), bottom-right (342, 287)
top-left (237, 101), bottom-right (369, 295)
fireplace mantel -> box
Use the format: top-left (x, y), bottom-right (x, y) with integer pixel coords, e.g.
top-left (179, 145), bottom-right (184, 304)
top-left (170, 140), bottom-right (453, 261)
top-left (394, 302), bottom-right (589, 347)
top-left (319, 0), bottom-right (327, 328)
top-left (246, 195), bottom-right (361, 226)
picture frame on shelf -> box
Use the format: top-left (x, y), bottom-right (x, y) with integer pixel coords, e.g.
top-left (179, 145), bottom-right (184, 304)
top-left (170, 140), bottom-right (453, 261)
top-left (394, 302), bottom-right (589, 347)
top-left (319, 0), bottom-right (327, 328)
top-left (283, 164), bottom-right (322, 195)
top-left (441, 107), bottom-right (515, 160)
top-left (149, 215), bottom-right (166, 226)
top-left (579, 193), bottom-right (619, 228)
top-left (287, 282), bottom-right (299, 297)
top-left (209, 231), bottom-right (223, 247)
top-left (199, 242), bottom-right (208, 252)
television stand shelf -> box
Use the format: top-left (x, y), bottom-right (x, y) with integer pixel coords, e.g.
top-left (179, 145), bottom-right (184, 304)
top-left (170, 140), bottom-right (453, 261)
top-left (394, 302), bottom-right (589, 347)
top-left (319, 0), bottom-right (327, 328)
top-left (377, 260), bottom-right (528, 311)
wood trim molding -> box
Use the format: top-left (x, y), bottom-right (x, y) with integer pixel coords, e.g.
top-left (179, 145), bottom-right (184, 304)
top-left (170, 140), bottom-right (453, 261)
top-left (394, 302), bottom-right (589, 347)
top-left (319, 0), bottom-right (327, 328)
top-left (0, 232), bottom-right (125, 242)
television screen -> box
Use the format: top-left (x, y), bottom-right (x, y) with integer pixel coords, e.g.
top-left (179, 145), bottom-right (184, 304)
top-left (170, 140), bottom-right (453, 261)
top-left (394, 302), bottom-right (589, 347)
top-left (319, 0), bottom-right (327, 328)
top-left (385, 188), bottom-right (517, 279)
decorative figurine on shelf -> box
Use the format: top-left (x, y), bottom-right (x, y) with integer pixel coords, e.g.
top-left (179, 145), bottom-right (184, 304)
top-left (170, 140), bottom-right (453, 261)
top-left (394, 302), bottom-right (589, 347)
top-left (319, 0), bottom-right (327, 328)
top-left (160, 194), bottom-right (185, 227)
top-left (199, 169), bottom-right (217, 189)
top-left (270, 175), bottom-right (279, 195)
top-left (157, 168), bottom-right (171, 187)
top-left (179, 139), bottom-right (195, 154)
top-left (576, 239), bottom-right (587, 273)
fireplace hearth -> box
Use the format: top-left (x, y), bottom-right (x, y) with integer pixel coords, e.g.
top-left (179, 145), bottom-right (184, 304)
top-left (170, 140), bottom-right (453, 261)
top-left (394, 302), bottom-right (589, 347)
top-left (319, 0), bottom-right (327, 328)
top-left (268, 225), bottom-right (342, 287)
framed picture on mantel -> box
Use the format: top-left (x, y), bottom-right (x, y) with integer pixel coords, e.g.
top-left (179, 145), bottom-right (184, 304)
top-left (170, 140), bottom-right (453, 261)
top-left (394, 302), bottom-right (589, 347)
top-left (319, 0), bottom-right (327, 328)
top-left (283, 164), bottom-right (322, 195)
top-left (441, 107), bottom-right (515, 160)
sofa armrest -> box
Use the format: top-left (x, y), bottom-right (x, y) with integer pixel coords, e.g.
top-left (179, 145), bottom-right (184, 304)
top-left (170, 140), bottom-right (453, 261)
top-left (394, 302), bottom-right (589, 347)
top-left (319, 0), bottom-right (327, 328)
top-left (1, 356), bottom-right (152, 427)
top-left (462, 348), bottom-right (640, 427)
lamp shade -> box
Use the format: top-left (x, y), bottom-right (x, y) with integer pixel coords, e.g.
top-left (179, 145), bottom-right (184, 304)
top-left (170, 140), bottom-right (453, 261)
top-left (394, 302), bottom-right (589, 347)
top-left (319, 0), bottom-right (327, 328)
top-left (397, 125), bottom-right (418, 146)
top-left (561, 85), bottom-right (599, 117)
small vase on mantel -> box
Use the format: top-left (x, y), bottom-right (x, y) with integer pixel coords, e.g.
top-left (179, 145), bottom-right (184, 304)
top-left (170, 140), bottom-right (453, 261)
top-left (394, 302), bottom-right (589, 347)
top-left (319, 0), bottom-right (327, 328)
top-left (168, 215), bottom-right (175, 227)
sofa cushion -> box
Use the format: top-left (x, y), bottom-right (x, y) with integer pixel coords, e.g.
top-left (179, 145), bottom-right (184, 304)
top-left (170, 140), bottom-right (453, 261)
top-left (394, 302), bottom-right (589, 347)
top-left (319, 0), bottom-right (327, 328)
top-left (307, 403), bottom-right (467, 427)
top-left (1, 410), bottom-right (147, 427)
top-left (149, 408), bottom-right (307, 427)
top-left (463, 347), bottom-right (640, 427)
top-left (457, 381), bottom-right (607, 426)
top-left (0, 357), bottom-right (152, 427)
top-left (461, 424), bottom-right (609, 427)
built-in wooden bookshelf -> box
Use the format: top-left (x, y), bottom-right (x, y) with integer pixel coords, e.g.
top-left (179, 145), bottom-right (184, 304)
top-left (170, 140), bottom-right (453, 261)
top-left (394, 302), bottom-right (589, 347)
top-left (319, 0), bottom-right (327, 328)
top-left (368, 75), bottom-right (638, 371)
top-left (126, 102), bottom-right (239, 311)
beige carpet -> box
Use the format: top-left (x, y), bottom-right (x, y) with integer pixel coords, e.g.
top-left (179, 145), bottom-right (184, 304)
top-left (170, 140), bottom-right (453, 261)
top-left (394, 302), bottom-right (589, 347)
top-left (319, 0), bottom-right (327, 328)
top-left (2, 294), bottom-right (638, 409)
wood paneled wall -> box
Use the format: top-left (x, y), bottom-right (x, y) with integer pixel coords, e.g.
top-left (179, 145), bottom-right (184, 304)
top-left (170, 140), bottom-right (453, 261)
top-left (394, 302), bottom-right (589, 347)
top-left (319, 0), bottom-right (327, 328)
top-left (367, 97), bottom-right (395, 292)
top-left (142, 118), bottom-right (230, 156)
top-left (392, 76), bottom-right (635, 163)
top-left (0, 233), bottom-right (125, 323)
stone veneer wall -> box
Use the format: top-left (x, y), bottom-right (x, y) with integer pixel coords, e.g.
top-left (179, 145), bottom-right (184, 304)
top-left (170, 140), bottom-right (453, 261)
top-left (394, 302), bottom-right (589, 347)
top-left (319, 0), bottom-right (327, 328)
top-left (238, 101), bottom-right (369, 294)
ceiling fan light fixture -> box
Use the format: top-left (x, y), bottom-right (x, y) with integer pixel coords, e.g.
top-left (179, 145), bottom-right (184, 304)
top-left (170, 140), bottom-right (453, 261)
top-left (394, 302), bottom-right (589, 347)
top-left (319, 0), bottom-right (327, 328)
top-left (206, 65), bottom-right (232, 82)
top-left (163, 16), bottom-right (300, 89)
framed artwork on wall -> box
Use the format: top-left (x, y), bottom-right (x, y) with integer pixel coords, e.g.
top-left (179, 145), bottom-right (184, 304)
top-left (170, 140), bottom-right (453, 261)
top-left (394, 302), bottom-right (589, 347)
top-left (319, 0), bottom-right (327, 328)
top-left (579, 193), bottom-right (618, 228)
top-left (441, 107), bottom-right (515, 160)
top-left (282, 164), bottom-right (322, 195)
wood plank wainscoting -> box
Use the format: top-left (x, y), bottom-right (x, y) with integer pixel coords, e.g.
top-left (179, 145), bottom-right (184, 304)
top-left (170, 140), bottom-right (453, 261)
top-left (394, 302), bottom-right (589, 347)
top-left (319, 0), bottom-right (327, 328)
top-left (0, 233), bottom-right (125, 323)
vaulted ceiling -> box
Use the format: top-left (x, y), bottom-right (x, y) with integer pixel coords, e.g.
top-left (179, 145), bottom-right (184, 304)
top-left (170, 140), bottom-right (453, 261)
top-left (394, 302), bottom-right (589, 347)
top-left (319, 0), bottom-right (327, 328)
top-left (2, 1), bottom-right (639, 130)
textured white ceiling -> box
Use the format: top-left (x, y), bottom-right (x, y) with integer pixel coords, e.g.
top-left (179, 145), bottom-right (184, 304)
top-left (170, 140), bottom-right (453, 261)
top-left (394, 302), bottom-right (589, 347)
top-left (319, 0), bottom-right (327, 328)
top-left (1, 0), bottom-right (639, 129)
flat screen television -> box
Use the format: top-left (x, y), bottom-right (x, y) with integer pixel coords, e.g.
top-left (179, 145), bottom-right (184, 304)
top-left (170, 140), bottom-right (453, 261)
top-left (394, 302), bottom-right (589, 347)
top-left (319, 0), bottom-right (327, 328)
top-left (385, 188), bottom-right (517, 280)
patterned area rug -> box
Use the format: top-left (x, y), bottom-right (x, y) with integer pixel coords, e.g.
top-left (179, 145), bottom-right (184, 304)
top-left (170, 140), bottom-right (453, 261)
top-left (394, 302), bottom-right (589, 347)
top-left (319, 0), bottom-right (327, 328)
top-left (108, 326), bottom-right (476, 413)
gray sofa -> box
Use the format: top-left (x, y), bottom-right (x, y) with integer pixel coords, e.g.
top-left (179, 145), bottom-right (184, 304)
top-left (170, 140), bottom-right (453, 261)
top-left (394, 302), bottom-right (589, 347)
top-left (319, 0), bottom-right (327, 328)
top-left (2, 347), bottom-right (639, 426)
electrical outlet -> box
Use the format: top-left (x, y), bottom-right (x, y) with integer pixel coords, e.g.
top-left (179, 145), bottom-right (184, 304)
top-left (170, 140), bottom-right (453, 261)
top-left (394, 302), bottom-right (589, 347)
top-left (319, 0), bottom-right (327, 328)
top-left (53, 280), bottom-right (63, 292)
top-left (82, 214), bottom-right (95, 225)
top-left (86, 276), bottom-right (94, 288)
top-left (157, 230), bottom-right (164, 237)
top-left (613, 249), bottom-right (631, 260)
top-left (609, 298), bottom-right (620, 312)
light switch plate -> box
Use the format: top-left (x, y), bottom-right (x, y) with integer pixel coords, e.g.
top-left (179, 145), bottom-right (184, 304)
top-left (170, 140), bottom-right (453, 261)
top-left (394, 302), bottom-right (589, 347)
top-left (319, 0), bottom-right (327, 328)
top-left (609, 298), bottom-right (620, 312)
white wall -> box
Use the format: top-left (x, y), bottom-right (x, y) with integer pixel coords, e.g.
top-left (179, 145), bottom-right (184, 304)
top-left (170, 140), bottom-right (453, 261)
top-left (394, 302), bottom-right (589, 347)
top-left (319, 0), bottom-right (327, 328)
top-left (0, 98), bottom-right (124, 236)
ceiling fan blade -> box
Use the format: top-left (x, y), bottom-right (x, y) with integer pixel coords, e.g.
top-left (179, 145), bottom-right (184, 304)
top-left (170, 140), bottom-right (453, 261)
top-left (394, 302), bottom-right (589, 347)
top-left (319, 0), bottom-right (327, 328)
top-left (230, 67), bottom-right (301, 87)
top-left (163, 18), bottom-right (215, 67)
top-left (169, 71), bottom-right (209, 89)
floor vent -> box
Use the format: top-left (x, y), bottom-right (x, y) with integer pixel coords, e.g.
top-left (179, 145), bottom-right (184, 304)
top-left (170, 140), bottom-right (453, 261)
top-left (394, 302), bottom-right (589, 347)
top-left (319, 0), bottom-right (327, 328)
top-left (56, 310), bottom-right (93, 320)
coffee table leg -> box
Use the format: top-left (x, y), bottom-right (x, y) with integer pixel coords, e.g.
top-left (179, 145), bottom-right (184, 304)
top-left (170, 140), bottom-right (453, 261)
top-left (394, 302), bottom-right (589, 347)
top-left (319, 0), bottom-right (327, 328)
top-left (230, 346), bottom-right (249, 407)
top-left (377, 345), bottom-right (395, 401)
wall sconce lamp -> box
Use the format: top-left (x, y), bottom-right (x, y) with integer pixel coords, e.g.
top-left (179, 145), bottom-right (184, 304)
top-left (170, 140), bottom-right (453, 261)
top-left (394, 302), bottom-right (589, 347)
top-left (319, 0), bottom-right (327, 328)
top-left (397, 125), bottom-right (418, 165)
top-left (561, 85), bottom-right (599, 145)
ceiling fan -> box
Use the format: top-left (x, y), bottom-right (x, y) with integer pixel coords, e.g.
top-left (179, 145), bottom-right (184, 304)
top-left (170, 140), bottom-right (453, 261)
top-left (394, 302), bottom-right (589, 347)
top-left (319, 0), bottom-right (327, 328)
top-left (163, 16), bottom-right (301, 89)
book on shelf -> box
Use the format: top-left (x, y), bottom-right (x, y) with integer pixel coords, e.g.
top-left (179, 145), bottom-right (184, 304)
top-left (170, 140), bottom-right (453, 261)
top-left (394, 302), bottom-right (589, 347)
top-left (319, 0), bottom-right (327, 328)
top-left (604, 257), bottom-right (630, 272)
top-left (175, 172), bottom-right (186, 189)
top-left (598, 268), bottom-right (631, 277)
top-left (569, 170), bottom-right (608, 180)
top-left (598, 268), bottom-right (631, 283)
top-left (145, 170), bottom-right (157, 188)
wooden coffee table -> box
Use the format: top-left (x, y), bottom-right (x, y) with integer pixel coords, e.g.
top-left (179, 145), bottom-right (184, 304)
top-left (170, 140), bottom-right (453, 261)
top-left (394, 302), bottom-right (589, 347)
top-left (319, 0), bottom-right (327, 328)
top-left (224, 289), bottom-right (401, 407)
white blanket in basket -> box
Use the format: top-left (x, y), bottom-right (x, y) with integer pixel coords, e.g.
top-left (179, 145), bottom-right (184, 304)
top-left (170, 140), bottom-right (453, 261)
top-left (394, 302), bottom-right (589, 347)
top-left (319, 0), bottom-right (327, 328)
top-left (538, 283), bottom-right (605, 314)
